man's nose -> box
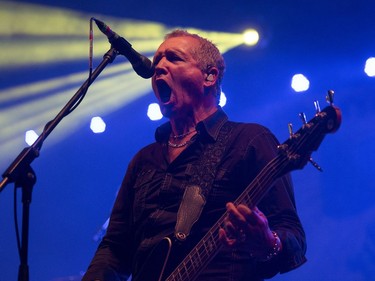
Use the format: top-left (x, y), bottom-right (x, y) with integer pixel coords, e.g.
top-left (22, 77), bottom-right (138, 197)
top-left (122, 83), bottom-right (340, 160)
top-left (154, 57), bottom-right (168, 76)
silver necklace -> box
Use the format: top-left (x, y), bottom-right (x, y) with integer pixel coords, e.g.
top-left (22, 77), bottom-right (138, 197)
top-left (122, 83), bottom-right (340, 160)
top-left (168, 140), bottom-right (189, 148)
top-left (168, 129), bottom-right (197, 148)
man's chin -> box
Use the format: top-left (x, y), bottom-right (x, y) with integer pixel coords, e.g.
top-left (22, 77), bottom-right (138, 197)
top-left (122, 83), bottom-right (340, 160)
top-left (160, 104), bottom-right (172, 119)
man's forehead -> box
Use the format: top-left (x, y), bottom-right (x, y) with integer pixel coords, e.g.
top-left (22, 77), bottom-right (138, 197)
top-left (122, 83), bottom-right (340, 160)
top-left (157, 36), bottom-right (199, 52)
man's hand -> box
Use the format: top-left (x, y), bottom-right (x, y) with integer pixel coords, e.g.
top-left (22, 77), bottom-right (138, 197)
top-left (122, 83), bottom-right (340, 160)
top-left (218, 202), bottom-right (282, 260)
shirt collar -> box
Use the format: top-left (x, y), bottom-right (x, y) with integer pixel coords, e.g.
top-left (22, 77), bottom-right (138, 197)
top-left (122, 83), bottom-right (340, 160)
top-left (155, 107), bottom-right (228, 143)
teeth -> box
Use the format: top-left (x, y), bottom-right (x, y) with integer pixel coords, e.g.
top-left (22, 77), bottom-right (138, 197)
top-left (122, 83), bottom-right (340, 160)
top-left (157, 80), bottom-right (171, 103)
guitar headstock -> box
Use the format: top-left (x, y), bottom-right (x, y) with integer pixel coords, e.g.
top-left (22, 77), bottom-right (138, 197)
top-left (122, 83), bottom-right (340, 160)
top-left (277, 91), bottom-right (342, 174)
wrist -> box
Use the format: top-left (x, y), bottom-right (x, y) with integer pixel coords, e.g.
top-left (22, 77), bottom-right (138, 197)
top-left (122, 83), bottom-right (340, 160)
top-left (251, 231), bottom-right (282, 262)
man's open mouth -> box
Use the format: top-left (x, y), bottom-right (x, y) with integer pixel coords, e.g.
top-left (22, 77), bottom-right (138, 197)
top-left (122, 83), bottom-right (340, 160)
top-left (156, 80), bottom-right (172, 103)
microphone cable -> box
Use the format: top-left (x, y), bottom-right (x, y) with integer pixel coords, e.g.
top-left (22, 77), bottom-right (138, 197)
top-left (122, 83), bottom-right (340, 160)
top-left (64, 18), bottom-right (95, 115)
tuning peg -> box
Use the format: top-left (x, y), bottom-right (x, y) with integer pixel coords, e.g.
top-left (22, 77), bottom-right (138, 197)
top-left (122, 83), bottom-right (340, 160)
top-left (288, 123), bottom-right (293, 138)
top-left (326, 90), bottom-right (335, 105)
top-left (314, 100), bottom-right (321, 113)
top-left (309, 157), bottom-right (323, 172)
top-left (299, 112), bottom-right (307, 125)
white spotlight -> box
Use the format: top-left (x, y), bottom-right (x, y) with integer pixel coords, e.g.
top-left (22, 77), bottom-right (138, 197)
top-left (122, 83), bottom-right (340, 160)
top-left (219, 91), bottom-right (227, 107)
top-left (364, 57), bottom-right (375, 77)
top-left (243, 29), bottom-right (259, 46)
top-left (147, 103), bottom-right (163, 121)
top-left (90, 117), bottom-right (106, 133)
top-left (25, 130), bottom-right (39, 146)
top-left (291, 74), bottom-right (310, 92)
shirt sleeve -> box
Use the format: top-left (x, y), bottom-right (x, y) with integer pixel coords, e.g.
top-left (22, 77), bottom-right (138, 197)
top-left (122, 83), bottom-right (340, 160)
top-left (248, 128), bottom-right (307, 278)
top-left (82, 158), bottom-right (138, 281)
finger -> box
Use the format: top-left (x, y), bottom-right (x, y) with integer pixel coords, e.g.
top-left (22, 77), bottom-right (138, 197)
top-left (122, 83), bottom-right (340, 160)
top-left (237, 204), bottom-right (253, 218)
top-left (222, 219), bottom-right (238, 239)
top-left (226, 203), bottom-right (248, 229)
top-left (237, 204), bottom-right (264, 226)
top-left (252, 206), bottom-right (267, 221)
top-left (219, 227), bottom-right (236, 247)
top-left (228, 203), bottom-right (259, 228)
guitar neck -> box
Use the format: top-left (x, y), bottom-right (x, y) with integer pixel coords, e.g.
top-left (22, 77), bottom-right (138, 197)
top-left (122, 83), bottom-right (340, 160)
top-left (166, 156), bottom-right (286, 281)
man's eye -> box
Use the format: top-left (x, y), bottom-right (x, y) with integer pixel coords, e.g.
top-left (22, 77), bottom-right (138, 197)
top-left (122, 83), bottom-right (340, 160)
top-left (153, 57), bottom-right (160, 66)
top-left (169, 54), bottom-right (183, 62)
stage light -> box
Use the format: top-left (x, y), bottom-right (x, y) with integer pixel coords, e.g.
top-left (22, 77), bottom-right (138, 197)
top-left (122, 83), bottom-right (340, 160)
top-left (219, 91), bottom-right (227, 107)
top-left (90, 117), bottom-right (106, 133)
top-left (25, 130), bottom-right (39, 146)
top-left (291, 74), bottom-right (310, 92)
top-left (364, 57), bottom-right (375, 77)
top-left (147, 103), bottom-right (163, 121)
top-left (183, 28), bottom-right (256, 53)
top-left (243, 29), bottom-right (259, 46)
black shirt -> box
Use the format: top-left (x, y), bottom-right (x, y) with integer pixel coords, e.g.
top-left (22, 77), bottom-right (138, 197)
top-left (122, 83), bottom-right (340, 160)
top-left (83, 108), bottom-right (306, 281)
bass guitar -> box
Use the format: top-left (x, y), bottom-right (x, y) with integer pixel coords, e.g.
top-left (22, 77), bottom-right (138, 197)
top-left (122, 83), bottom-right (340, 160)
top-left (138, 92), bottom-right (342, 281)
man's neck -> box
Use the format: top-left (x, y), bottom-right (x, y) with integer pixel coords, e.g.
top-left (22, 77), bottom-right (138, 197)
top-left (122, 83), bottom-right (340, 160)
top-left (169, 106), bottom-right (218, 136)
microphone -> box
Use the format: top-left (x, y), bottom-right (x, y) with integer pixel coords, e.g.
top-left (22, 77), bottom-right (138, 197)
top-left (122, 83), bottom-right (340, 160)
top-left (93, 18), bottom-right (154, 79)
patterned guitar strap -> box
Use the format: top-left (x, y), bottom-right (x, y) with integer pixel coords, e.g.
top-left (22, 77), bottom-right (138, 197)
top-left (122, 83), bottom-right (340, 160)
top-left (174, 121), bottom-right (235, 242)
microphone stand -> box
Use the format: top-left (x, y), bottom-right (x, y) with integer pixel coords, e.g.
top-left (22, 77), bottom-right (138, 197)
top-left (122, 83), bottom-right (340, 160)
top-left (0, 48), bottom-right (118, 281)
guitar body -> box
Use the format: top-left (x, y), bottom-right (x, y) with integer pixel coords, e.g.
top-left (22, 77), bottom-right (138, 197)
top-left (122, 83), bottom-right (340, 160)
top-left (134, 237), bottom-right (173, 281)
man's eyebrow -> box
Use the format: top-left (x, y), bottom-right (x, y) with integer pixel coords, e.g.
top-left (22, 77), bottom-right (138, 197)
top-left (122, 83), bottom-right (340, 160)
top-left (165, 47), bottom-right (184, 55)
top-left (153, 48), bottom-right (188, 62)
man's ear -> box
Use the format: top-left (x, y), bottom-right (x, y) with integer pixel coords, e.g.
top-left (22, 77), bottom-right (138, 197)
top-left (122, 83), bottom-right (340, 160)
top-left (206, 74), bottom-right (214, 81)
top-left (204, 67), bottom-right (219, 86)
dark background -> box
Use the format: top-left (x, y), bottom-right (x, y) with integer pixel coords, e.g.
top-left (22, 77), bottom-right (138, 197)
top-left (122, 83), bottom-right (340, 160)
top-left (0, 0), bottom-right (374, 280)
